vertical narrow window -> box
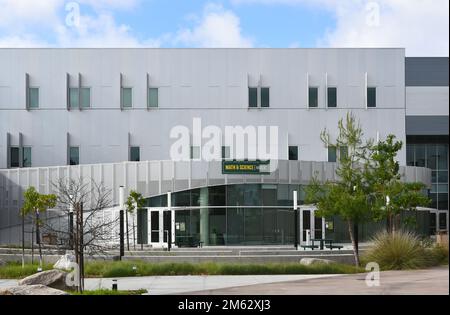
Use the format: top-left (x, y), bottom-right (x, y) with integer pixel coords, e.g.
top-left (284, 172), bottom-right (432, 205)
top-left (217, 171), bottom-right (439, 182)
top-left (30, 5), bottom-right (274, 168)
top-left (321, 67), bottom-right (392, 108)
top-left (261, 87), bottom-right (270, 107)
top-left (130, 146), bottom-right (140, 162)
top-left (148, 88), bottom-right (159, 108)
top-left (327, 87), bottom-right (337, 108)
top-left (69, 88), bottom-right (79, 109)
top-left (309, 87), bottom-right (318, 108)
top-left (29, 88), bottom-right (39, 109)
top-left (69, 147), bottom-right (79, 166)
top-left (328, 146), bottom-right (337, 163)
top-left (339, 146), bottom-right (348, 160)
top-left (249, 87), bottom-right (257, 108)
top-left (122, 87), bottom-right (133, 108)
top-left (80, 88), bottom-right (91, 108)
top-left (22, 147), bottom-right (31, 168)
top-left (367, 87), bottom-right (376, 108)
top-left (10, 147), bottom-right (19, 168)
top-left (289, 146), bottom-right (298, 161)
top-left (222, 146), bottom-right (231, 160)
top-left (190, 146), bottom-right (200, 160)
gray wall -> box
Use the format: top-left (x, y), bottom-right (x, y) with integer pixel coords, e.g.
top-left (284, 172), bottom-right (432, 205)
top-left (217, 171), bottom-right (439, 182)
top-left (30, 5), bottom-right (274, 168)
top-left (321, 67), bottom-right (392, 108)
top-left (0, 48), bottom-right (407, 169)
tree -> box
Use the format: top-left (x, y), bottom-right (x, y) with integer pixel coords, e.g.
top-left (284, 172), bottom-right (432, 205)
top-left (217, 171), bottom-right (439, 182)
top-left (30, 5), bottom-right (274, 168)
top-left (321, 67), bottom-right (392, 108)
top-left (306, 112), bottom-right (374, 266)
top-left (125, 190), bottom-right (146, 250)
top-left (44, 178), bottom-right (118, 293)
top-left (21, 187), bottom-right (57, 271)
top-left (367, 135), bottom-right (430, 233)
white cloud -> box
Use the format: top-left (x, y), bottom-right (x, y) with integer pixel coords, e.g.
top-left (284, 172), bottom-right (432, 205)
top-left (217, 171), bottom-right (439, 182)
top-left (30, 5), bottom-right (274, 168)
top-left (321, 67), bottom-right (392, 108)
top-left (174, 3), bottom-right (253, 48)
top-left (232, 0), bottom-right (449, 56)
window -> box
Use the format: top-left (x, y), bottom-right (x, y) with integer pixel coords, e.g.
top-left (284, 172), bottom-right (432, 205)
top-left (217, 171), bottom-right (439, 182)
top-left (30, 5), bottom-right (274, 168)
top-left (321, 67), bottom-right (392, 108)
top-left (328, 146), bottom-right (337, 162)
top-left (309, 87), bottom-right (318, 108)
top-left (190, 146), bottom-right (200, 160)
top-left (340, 146), bottom-right (348, 160)
top-left (122, 87), bottom-right (133, 108)
top-left (29, 88), bottom-right (39, 109)
top-left (80, 88), bottom-right (91, 108)
top-left (148, 88), bottom-right (158, 108)
top-left (22, 147), bottom-right (31, 168)
top-left (327, 87), bottom-right (337, 108)
top-left (222, 146), bottom-right (230, 160)
top-left (69, 147), bottom-right (79, 166)
top-left (130, 146), bottom-right (140, 162)
top-left (249, 87), bottom-right (257, 108)
top-left (289, 146), bottom-right (298, 161)
top-left (261, 88), bottom-right (270, 107)
top-left (10, 147), bottom-right (19, 168)
top-left (367, 87), bottom-right (376, 108)
top-left (69, 88), bottom-right (79, 109)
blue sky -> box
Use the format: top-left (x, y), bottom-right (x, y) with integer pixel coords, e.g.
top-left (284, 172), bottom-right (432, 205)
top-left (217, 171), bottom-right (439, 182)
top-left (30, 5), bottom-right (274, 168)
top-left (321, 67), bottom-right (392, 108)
top-left (0, 0), bottom-right (448, 56)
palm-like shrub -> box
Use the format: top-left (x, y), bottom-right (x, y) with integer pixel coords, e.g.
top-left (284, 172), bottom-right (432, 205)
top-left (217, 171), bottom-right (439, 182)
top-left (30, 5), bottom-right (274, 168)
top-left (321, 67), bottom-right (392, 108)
top-left (363, 231), bottom-right (433, 270)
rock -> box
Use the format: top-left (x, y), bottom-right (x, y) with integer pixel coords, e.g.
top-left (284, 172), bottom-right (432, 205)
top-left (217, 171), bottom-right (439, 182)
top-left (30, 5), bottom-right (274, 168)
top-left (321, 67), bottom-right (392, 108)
top-left (300, 258), bottom-right (334, 266)
top-left (53, 251), bottom-right (76, 271)
top-left (18, 269), bottom-right (74, 291)
top-left (0, 285), bottom-right (68, 295)
top-left (0, 259), bottom-right (6, 266)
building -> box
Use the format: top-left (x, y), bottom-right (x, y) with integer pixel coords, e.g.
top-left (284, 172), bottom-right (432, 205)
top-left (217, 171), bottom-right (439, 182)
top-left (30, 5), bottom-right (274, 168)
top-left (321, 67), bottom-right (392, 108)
top-left (0, 48), bottom-right (447, 246)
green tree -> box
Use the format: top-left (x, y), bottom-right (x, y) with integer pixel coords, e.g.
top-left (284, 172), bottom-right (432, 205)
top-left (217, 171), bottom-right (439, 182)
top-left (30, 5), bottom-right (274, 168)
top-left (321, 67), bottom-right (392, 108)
top-left (21, 187), bottom-right (57, 270)
top-left (306, 112), bottom-right (374, 266)
top-left (367, 135), bottom-right (430, 233)
top-left (125, 190), bottom-right (146, 250)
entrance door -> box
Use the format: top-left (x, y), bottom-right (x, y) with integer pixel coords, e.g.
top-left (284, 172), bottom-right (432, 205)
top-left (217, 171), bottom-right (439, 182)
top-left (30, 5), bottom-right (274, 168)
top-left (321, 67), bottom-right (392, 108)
top-left (150, 210), bottom-right (160, 244)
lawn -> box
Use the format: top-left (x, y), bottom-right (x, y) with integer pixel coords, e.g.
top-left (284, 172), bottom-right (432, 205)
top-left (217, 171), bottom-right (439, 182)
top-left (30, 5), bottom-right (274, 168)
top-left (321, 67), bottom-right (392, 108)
top-left (0, 261), bottom-right (363, 279)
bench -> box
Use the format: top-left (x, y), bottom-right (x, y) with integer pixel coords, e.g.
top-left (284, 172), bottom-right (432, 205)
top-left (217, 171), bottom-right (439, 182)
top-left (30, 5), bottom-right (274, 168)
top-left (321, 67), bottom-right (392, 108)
top-left (325, 244), bottom-right (343, 250)
top-left (301, 245), bottom-right (319, 250)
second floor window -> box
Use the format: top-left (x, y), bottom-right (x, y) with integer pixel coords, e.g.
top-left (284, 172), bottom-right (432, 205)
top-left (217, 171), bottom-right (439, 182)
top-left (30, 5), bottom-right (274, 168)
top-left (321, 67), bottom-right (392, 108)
top-left (327, 87), bottom-right (337, 108)
top-left (130, 146), bottom-right (140, 162)
top-left (122, 87), bottom-right (133, 108)
top-left (328, 146), bottom-right (337, 163)
top-left (69, 88), bottom-right (90, 108)
top-left (10, 147), bottom-right (19, 168)
top-left (249, 87), bottom-right (257, 108)
top-left (69, 147), bottom-right (79, 166)
top-left (29, 87), bottom-right (39, 109)
top-left (148, 88), bottom-right (159, 108)
top-left (367, 87), bottom-right (376, 108)
top-left (309, 87), bottom-right (318, 108)
top-left (261, 87), bottom-right (270, 107)
top-left (289, 146), bottom-right (298, 161)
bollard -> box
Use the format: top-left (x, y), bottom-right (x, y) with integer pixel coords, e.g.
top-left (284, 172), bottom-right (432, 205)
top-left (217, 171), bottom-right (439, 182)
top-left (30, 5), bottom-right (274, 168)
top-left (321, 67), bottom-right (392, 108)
top-left (112, 279), bottom-right (118, 291)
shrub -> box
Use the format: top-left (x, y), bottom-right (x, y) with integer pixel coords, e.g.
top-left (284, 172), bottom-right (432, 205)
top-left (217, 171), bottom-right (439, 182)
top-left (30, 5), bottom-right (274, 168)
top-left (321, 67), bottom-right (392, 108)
top-left (363, 230), bottom-right (436, 270)
top-left (430, 244), bottom-right (449, 265)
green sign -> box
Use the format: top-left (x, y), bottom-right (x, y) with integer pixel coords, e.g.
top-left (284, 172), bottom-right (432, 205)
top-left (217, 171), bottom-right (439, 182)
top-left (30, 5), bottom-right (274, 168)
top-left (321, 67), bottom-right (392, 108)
top-left (222, 160), bottom-right (271, 175)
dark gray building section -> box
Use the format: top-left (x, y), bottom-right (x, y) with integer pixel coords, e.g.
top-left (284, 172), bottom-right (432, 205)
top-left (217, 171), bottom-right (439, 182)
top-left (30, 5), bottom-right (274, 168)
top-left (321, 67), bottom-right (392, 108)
top-left (406, 116), bottom-right (449, 136)
top-left (406, 57), bottom-right (449, 86)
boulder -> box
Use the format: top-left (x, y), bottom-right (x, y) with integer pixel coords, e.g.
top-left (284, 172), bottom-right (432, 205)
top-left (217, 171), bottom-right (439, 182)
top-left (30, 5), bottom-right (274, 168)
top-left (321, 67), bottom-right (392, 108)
top-left (300, 258), bottom-right (334, 266)
top-left (18, 269), bottom-right (74, 291)
top-left (0, 259), bottom-right (6, 266)
top-left (0, 285), bottom-right (68, 296)
top-left (53, 251), bottom-right (76, 271)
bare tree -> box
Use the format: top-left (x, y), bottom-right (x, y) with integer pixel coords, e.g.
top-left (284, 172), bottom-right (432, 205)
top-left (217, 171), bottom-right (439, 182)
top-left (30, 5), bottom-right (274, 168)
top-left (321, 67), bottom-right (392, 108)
top-left (43, 177), bottom-right (119, 293)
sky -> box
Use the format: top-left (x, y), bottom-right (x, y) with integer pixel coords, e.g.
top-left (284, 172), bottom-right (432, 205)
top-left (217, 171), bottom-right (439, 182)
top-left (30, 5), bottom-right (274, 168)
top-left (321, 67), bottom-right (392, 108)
top-left (0, 0), bottom-right (448, 56)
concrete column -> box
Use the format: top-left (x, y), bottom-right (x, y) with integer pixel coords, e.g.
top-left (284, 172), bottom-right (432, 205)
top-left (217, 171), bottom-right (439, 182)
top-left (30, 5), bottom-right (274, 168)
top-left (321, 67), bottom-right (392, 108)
top-left (199, 187), bottom-right (209, 246)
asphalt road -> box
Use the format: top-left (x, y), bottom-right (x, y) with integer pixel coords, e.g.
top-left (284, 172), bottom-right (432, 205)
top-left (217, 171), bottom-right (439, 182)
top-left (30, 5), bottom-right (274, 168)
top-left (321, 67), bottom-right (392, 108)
top-left (185, 266), bottom-right (449, 295)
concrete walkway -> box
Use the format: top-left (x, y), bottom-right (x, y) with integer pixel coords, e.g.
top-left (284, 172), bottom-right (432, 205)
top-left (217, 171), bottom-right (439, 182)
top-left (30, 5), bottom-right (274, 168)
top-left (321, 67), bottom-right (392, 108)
top-left (187, 267), bottom-right (449, 295)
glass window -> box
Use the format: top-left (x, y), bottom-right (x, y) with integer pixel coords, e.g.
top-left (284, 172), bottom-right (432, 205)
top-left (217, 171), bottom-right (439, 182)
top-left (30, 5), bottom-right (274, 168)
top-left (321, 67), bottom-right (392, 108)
top-left (227, 208), bottom-right (244, 244)
top-left (209, 209), bottom-right (226, 245)
top-left (208, 186), bottom-right (226, 206)
top-left (367, 87), bottom-right (376, 108)
top-left (69, 88), bottom-right (79, 109)
top-left (415, 145), bottom-right (426, 167)
top-left (29, 88), bottom-right (39, 109)
top-left (289, 146), bottom-right (298, 161)
top-left (406, 144), bottom-right (415, 167)
top-left (148, 88), bottom-right (158, 108)
top-left (10, 147), bottom-right (19, 168)
top-left (130, 146), bottom-right (140, 162)
top-left (437, 145), bottom-right (448, 170)
top-left (309, 87), bottom-right (318, 108)
top-left (340, 146), bottom-right (348, 160)
top-left (438, 194), bottom-right (448, 211)
top-left (426, 144), bottom-right (437, 170)
top-left (328, 146), bottom-right (337, 162)
top-left (245, 208), bottom-right (263, 244)
top-left (190, 146), bottom-right (200, 160)
top-left (122, 87), bottom-right (133, 108)
top-left (22, 147), bottom-right (31, 168)
top-left (439, 213), bottom-right (447, 229)
top-left (69, 147), bottom-right (79, 166)
top-left (327, 87), bottom-right (337, 108)
top-left (261, 88), bottom-right (270, 107)
top-left (222, 146), bottom-right (230, 160)
top-left (80, 88), bottom-right (90, 108)
top-left (438, 171), bottom-right (448, 183)
top-left (249, 87), bottom-right (257, 108)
